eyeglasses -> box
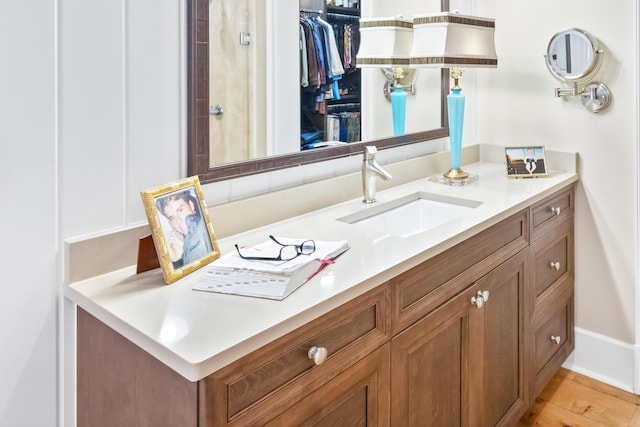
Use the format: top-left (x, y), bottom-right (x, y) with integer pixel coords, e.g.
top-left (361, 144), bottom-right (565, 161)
top-left (235, 235), bottom-right (316, 261)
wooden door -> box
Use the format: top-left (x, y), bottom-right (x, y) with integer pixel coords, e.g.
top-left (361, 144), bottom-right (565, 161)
top-left (469, 251), bottom-right (528, 427)
top-left (209, 0), bottom-right (266, 166)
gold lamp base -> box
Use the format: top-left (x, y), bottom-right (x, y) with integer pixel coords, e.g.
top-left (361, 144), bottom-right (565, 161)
top-left (443, 168), bottom-right (469, 180)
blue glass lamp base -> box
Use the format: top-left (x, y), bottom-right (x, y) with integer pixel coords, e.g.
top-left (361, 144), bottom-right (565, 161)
top-left (390, 87), bottom-right (407, 136)
top-left (447, 88), bottom-right (466, 179)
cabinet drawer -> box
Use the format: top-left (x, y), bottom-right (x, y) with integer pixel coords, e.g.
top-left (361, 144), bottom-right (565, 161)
top-left (200, 285), bottom-right (390, 426)
top-left (529, 217), bottom-right (574, 319)
top-left (391, 209), bottom-right (529, 334)
top-left (264, 344), bottom-right (390, 427)
top-left (531, 184), bottom-right (575, 241)
top-left (531, 285), bottom-right (574, 398)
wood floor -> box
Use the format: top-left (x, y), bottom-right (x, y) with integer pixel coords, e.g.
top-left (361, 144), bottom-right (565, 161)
top-left (517, 368), bottom-right (640, 426)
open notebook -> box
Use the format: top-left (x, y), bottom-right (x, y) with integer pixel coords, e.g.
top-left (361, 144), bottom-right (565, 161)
top-left (193, 238), bottom-right (350, 300)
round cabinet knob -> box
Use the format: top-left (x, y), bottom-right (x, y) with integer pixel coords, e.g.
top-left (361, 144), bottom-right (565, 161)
top-left (308, 346), bottom-right (328, 365)
top-left (550, 261), bottom-right (561, 271)
top-left (550, 335), bottom-right (561, 345)
top-left (550, 206), bottom-right (561, 216)
top-left (471, 295), bottom-right (484, 309)
top-left (478, 290), bottom-right (490, 302)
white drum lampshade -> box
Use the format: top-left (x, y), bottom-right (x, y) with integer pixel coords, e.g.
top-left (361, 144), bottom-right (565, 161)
top-left (410, 12), bottom-right (497, 68)
top-left (356, 17), bottom-right (414, 68)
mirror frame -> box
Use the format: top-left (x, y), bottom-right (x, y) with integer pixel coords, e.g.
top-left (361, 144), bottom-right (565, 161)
top-left (187, 0), bottom-right (450, 184)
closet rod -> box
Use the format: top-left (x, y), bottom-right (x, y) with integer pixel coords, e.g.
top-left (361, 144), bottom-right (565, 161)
top-left (326, 12), bottom-right (360, 21)
top-left (327, 102), bottom-right (361, 110)
top-left (300, 8), bottom-right (322, 15)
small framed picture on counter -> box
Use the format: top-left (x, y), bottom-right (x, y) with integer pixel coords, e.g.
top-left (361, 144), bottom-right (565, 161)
top-left (505, 146), bottom-right (547, 178)
top-left (141, 176), bottom-right (220, 284)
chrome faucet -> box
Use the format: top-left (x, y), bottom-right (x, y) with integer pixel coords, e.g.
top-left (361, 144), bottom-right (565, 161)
top-left (362, 146), bottom-right (392, 204)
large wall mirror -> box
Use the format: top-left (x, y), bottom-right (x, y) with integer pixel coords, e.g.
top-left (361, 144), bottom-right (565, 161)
top-left (187, 0), bottom-right (450, 184)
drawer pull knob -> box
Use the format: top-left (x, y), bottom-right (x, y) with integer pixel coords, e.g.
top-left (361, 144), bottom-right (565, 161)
top-left (550, 261), bottom-right (561, 270)
top-left (550, 335), bottom-right (561, 345)
top-left (308, 346), bottom-right (328, 365)
top-left (471, 290), bottom-right (489, 309)
top-left (550, 206), bottom-right (561, 215)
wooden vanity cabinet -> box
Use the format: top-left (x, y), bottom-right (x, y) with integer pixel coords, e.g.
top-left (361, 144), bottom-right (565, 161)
top-left (76, 185), bottom-right (576, 427)
top-left (387, 184), bottom-right (575, 427)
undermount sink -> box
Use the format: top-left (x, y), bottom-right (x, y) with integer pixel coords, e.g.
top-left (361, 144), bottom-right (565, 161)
top-left (338, 192), bottom-right (482, 237)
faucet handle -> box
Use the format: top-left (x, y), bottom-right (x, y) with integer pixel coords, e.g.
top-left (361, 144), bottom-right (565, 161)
top-left (364, 145), bottom-right (377, 160)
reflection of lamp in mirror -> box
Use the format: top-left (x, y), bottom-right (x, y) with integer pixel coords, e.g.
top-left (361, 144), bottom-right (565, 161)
top-left (390, 68), bottom-right (408, 135)
top-left (410, 12), bottom-right (498, 184)
top-left (356, 17), bottom-right (414, 136)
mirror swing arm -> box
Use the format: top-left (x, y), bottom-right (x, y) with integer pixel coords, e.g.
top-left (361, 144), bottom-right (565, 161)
top-left (551, 52), bottom-right (611, 113)
top-left (544, 28), bottom-right (612, 113)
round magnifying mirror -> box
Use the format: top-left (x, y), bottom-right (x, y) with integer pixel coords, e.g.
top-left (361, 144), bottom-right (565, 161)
top-left (545, 28), bottom-right (601, 84)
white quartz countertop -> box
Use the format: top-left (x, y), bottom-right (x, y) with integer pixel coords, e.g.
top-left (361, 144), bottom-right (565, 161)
top-left (65, 161), bottom-right (578, 382)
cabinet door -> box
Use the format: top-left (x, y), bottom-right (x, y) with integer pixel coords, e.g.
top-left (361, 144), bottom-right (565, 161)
top-left (391, 285), bottom-right (475, 426)
top-left (265, 343), bottom-right (390, 427)
top-left (390, 251), bottom-right (527, 427)
top-left (469, 251), bottom-right (528, 427)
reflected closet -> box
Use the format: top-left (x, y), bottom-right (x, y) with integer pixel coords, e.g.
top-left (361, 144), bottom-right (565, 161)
top-left (299, 0), bottom-right (361, 149)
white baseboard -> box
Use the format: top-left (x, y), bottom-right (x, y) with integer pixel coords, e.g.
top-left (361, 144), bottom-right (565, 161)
top-left (562, 327), bottom-right (637, 394)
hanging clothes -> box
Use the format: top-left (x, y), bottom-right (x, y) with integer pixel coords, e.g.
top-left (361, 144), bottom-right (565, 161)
top-left (299, 11), bottom-right (361, 148)
top-left (299, 16), bottom-right (321, 88)
top-left (299, 15), bottom-right (348, 96)
top-left (300, 24), bottom-right (309, 88)
top-left (340, 23), bottom-right (360, 72)
top-left (316, 16), bottom-right (345, 100)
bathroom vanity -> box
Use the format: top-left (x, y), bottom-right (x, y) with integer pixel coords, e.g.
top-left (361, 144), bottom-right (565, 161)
top-left (67, 156), bottom-right (577, 426)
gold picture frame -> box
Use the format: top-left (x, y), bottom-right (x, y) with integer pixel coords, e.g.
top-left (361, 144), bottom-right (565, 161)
top-left (505, 146), bottom-right (548, 178)
top-left (140, 176), bottom-right (220, 284)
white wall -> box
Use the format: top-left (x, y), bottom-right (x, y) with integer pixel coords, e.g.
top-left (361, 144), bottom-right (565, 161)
top-left (1, 0), bottom-right (637, 426)
top-left (475, 0), bottom-right (638, 390)
top-left (60, 0), bottom-right (184, 237)
top-left (1, 0), bottom-right (58, 425)
top-left (2, 0), bottom-right (184, 425)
